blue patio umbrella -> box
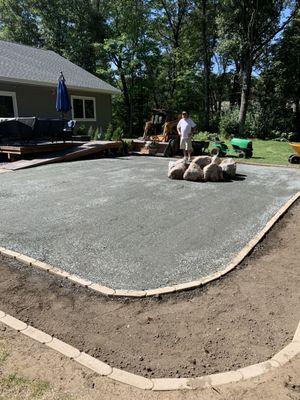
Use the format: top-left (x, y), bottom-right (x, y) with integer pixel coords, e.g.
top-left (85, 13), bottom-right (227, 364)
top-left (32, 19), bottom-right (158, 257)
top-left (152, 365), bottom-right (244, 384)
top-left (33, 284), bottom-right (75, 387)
top-left (56, 72), bottom-right (72, 116)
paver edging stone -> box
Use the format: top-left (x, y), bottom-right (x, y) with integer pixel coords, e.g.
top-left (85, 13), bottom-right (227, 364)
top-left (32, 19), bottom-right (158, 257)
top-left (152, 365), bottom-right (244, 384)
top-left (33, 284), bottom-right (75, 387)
top-left (22, 326), bottom-right (53, 344)
top-left (110, 367), bottom-right (154, 390)
top-left (0, 314), bottom-right (27, 331)
top-left (293, 323), bottom-right (300, 343)
top-left (0, 311), bottom-right (299, 391)
top-left (237, 360), bottom-right (280, 380)
top-left (46, 337), bottom-right (81, 359)
top-left (75, 352), bottom-right (112, 376)
top-left (271, 342), bottom-right (300, 366)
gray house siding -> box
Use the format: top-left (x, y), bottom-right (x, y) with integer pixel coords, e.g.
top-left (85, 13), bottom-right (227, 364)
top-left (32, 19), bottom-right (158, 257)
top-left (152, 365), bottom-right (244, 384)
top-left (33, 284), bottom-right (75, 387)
top-left (0, 81), bottom-right (113, 133)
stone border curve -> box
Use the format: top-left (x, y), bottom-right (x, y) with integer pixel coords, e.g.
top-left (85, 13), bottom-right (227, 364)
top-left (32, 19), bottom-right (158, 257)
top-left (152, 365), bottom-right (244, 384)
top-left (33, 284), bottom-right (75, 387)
top-left (0, 311), bottom-right (299, 391)
top-left (0, 192), bottom-right (299, 390)
top-left (0, 191), bottom-right (299, 298)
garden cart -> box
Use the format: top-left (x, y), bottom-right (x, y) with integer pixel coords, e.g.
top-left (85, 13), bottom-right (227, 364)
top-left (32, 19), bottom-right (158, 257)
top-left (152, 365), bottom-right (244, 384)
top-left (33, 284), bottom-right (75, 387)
top-left (210, 137), bottom-right (253, 158)
top-left (288, 143), bottom-right (300, 164)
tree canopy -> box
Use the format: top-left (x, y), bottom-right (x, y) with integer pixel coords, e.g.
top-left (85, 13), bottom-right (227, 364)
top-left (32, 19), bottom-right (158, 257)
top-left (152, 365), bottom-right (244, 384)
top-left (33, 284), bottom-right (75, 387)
top-left (0, 0), bottom-right (299, 138)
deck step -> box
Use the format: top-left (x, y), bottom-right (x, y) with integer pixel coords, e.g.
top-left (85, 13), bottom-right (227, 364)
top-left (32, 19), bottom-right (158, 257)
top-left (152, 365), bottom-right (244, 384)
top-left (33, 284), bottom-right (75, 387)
top-left (1, 141), bottom-right (122, 170)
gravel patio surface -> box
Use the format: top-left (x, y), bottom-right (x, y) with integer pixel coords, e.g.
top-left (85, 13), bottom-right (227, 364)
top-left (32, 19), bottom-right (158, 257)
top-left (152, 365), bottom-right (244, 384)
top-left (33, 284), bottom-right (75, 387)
top-left (0, 156), bottom-right (299, 290)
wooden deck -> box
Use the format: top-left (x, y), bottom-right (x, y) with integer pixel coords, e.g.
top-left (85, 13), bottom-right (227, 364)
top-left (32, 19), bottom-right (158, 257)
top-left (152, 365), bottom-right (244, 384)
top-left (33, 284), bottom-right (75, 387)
top-left (1, 141), bottom-right (123, 170)
top-left (0, 142), bottom-right (80, 161)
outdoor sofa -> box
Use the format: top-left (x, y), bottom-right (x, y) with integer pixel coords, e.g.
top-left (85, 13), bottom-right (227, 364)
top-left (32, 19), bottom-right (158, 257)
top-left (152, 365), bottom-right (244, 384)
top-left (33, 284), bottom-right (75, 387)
top-left (0, 117), bottom-right (75, 145)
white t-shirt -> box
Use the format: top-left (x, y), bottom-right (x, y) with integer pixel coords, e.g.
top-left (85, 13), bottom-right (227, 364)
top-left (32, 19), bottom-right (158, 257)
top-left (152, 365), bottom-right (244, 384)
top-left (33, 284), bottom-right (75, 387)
top-left (177, 117), bottom-right (196, 139)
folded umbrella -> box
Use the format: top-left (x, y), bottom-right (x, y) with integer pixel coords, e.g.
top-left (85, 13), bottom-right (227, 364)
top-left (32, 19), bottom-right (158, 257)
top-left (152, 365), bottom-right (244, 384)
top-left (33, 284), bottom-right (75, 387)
top-left (56, 72), bottom-right (72, 114)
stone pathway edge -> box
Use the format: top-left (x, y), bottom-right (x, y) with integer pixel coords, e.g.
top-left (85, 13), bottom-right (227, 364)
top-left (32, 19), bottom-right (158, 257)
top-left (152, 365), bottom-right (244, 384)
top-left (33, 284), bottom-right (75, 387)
top-left (0, 311), bottom-right (299, 391)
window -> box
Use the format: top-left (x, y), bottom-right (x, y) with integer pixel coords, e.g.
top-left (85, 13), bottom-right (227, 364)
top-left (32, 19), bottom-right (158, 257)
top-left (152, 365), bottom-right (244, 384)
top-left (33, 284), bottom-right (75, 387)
top-left (0, 91), bottom-right (18, 117)
top-left (71, 95), bottom-right (96, 121)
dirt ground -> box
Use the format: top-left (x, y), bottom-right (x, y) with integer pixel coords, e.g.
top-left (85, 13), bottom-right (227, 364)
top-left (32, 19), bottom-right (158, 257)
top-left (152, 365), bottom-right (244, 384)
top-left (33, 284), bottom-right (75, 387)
top-left (0, 327), bottom-right (299, 400)
top-left (0, 199), bottom-right (299, 398)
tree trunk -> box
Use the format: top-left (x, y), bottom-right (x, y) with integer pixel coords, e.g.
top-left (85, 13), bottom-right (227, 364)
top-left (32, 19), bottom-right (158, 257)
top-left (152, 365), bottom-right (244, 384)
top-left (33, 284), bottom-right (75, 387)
top-left (202, 0), bottom-right (210, 130)
top-left (294, 99), bottom-right (300, 132)
top-left (238, 60), bottom-right (252, 135)
top-left (120, 71), bottom-right (132, 136)
top-left (229, 61), bottom-right (240, 107)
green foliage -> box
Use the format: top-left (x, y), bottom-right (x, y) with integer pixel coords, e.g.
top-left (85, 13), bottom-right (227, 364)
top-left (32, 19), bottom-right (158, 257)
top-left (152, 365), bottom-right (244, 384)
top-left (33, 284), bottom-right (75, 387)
top-left (0, 0), bottom-right (41, 45)
top-left (246, 139), bottom-right (296, 166)
top-left (0, 373), bottom-right (50, 397)
top-left (0, 348), bottom-right (8, 365)
top-left (112, 127), bottom-right (123, 141)
top-left (193, 131), bottom-right (216, 141)
top-left (217, 138), bottom-right (297, 166)
top-left (87, 126), bottom-right (94, 138)
top-left (0, 0), bottom-right (298, 138)
top-left (103, 123), bottom-right (123, 141)
top-left (0, 0), bottom-right (106, 73)
top-left (86, 126), bottom-right (101, 140)
top-left (219, 107), bottom-right (240, 138)
top-left (94, 127), bottom-right (101, 140)
top-left (122, 139), bottom-right (133, 154)
top-left (104, 123), bottom-right (114, 141)
top-left (269, 130), bottom-right (289, 141)
top-left (288, 132), bottom-right (300, 142)
top-left (77, 125), bottom-right (86, 135)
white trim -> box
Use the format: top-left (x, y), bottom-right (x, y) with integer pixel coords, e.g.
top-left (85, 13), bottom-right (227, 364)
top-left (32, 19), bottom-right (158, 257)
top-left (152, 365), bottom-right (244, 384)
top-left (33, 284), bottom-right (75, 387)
top-left (0, 90), bottom-right (18, 117)
top-left (0, 76), bottom-right (121, 95)
top-left (71, 95), bottom-right (96, 122)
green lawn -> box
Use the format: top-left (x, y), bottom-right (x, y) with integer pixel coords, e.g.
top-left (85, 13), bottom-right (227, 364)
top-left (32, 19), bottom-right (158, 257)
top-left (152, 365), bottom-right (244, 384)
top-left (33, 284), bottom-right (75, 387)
top-left (207, 138), bottom-right (300, 167)
top-left (127, 137), bottom-right (300, 167)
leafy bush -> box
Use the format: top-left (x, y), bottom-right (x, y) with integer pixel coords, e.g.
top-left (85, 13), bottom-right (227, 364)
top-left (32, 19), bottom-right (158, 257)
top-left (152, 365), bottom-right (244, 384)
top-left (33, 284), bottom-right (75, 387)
top-left (87, 126), bottom-right (102, 140)
top-left (77, 124), bottom-right (86, 135)
top-left (122, 139), bottom-right (133, 155)
top-left (104, 123), bottom-right (114, 140)
top-left (104, 124), bottom-right (124, 141)
top-left (87, 126), bottom-right (94, 138)
top-left (288, 132), bottom-right (300, 142)
top-left (219, 107), bottom-right (240, 138)
top-left (269, 130), bottom-right (289, 141)
top-left (193, 131), bottom-right (216, 141)
top-left (112, 126), bottom-right (123, 140)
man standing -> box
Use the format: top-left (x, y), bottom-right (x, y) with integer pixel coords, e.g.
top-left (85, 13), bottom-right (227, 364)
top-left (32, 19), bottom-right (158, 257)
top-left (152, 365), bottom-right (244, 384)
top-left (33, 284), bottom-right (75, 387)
top-left (177, 111), bottom-right (196, 162)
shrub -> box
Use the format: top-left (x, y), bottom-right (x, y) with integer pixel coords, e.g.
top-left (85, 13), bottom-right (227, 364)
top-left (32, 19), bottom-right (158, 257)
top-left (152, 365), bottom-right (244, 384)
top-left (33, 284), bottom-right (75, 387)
top-left (77, 124), bottom-right (86, 135)
top-left (104, 123), bottom-right (114, 141)
top-left (193, 131), bottom-right (216, 141)
top-left (112, 126), bottom-right (123, 141)
top-left (87, 126), bottom-right (94, 139)
top-left (288, 132), bottom-right (300, 142)
top-left (94, 127), bottom-right (101, 140)
top-left (219, 107), bottom-right (240, 138)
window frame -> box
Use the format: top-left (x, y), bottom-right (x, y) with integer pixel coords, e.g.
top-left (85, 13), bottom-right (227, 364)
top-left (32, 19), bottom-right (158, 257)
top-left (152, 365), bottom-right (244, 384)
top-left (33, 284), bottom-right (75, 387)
top-left (71, 95), bottom-right (96, 122)
top-left (0, 91), bottom-right (18, 117)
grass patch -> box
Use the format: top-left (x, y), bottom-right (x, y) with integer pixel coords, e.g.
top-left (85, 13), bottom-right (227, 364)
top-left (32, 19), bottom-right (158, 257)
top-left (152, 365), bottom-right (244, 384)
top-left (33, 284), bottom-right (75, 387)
top-left (0, 349), bottom-right (8, 365)
top-left (126, 136), bottom-right (300, 166)
top-left (207, 138), bottom-right (299, 167)
top-left (0, 374), bottom-right (49, 398)
top-left (0, 373), bottom-right (71, 400)
top-left (240, 139), bottom-right (297, 166)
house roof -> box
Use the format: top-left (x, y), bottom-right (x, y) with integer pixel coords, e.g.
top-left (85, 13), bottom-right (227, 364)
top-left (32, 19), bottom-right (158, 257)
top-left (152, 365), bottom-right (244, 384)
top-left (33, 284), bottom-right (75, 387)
top-left (0, 40), bottom-right (120, 95)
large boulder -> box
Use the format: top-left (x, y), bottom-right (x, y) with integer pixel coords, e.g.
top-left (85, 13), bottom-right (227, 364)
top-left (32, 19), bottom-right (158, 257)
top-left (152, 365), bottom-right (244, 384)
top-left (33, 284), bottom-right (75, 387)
top-left (183, 162), bottom-right (204, 182)
top-left (211, 155), bottom-right (221, 165)
top-left (220, 158), bottom-right (237, 179)
top-left (203, 163), bottom-right (223, 182)
top-left (191, 155), bottom-right (212, 169)
top-left (168, 159), bottom-right (188, 180)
